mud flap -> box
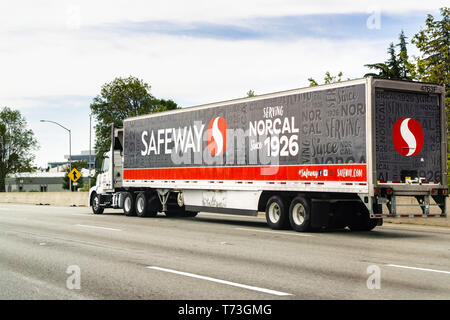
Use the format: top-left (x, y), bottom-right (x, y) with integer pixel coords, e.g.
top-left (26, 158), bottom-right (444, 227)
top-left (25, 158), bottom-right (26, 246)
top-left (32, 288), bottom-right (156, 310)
top-left (311, 201), bottom-right (330, 229)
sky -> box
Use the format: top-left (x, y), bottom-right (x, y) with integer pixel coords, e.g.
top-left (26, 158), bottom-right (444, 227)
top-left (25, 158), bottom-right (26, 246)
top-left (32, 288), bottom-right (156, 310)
top-left (0, 0), bottom-right (447, 168)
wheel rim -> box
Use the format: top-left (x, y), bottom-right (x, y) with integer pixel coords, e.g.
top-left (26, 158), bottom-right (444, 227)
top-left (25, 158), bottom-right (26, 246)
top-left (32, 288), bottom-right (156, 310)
top-left (177, 193), bottom-right (184, 207)
top-left (137, 197), bottom-right (145, 213)
top-left (292, 203), bottom-right (306, 226)
top-left (124, 197), bottom-right (131, 212)
top-left (268, 202), bottom-right (281, 223)
top-left (93, 196), bottom-right (99, 210)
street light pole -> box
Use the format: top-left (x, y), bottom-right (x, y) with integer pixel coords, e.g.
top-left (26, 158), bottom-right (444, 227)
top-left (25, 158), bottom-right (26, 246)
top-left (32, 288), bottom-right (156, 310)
top-left (40, 120), bottom-right (72, 192)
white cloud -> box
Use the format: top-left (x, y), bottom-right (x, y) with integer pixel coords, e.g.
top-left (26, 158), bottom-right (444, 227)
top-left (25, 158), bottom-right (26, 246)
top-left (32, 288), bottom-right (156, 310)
top-left (0, 0), bottom-right (446, 167)
top-left (0, 30), bottom-right (387, 105)
top-left (0, 0), bottom-right (447, 31)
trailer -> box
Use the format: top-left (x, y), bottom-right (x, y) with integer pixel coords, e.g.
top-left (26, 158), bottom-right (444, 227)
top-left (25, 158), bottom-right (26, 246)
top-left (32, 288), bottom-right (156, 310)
top-left (89, 77), bottom-right (448, 232)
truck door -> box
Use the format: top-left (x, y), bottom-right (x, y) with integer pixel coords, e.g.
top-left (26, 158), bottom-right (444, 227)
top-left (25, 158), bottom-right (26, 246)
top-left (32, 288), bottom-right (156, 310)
top-left (98, 154), bottom-right (113, 191)
top-left (374, 88), bottom-right (443, 184)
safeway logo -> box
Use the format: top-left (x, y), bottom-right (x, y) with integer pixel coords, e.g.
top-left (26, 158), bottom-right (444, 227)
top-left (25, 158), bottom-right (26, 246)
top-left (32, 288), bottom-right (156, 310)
top-left (392, 118), bottom-right (423, 157)
top-left (207, 117), bottom-right (228, 156)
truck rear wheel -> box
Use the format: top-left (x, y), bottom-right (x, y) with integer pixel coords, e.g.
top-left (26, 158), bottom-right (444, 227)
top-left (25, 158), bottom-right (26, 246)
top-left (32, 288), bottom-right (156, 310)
top-left (91, 193), bottom-right (104, 215)
top-left (147, 195), bottom-right (161, 217)
top-left (165, 204), bottom-right (184, 217)
top-left (289, 196), bottom-right (311, 232)
top-left (123, 192), bottom-right (136, 216)
top-left (135, 193), bottom-right (156, 217)
top-left (184, 211), bottom-right (198, 217)
top-left (265, 195), bottom-right (290, 230)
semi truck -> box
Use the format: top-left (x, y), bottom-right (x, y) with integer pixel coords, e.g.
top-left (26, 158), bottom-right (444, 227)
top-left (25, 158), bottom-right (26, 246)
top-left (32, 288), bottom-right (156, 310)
top-left (89, 77), bottom-right (448, 232)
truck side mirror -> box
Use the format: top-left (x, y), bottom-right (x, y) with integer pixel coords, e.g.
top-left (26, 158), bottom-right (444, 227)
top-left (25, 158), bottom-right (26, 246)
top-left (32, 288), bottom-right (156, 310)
top-left (95, 157), bottom-right (102, 173)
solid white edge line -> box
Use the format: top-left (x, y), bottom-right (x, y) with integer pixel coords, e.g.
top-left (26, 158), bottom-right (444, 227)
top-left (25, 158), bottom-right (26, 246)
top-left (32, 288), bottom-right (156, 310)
top-left (75, 224), bottom-right (121, 231)
top-left (234, 227), bottom-right (314, 237)
top-left (386, 264), bottom-right (450, 275)
top-left (147, 266), bottom-right (292, 296)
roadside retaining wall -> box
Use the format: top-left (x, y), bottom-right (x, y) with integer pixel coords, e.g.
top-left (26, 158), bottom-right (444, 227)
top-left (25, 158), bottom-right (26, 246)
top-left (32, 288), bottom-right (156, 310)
top-left (0, 192), bottom-right (89, 207)
top-left (0, 192), bottom-right (448, 227)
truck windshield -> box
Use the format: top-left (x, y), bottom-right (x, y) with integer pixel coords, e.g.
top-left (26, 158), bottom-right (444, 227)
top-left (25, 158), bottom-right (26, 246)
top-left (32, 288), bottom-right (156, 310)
top-left (102, 157), bottom-right (110, 172)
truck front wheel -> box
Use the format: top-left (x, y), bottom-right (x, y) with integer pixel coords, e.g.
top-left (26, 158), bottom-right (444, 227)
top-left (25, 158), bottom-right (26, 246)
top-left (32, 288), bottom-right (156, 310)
top-left (91, 193), bottom-right (104, 215)
top-left (265, 195), bottom-right (290, 230)
top-left (123, 192), bottom-right (136, 216)
top-left (289, 196), bottom-right (311, 232)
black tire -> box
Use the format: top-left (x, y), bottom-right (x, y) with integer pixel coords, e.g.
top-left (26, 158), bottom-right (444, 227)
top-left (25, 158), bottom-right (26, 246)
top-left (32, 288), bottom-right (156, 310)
top-left (265, 195), bottom-right (290, 230)
top-left (164, 211), bottom-right (181, 217)
top-left (91, 193), bottom-right (104, 215)
top-left (289, 196), bottom-right (312, 232)
top-left (147, 195), bottom-right (161, 217)
top-left (123, 192), bottom-right (136, 216)
top-left (135, 193), bottom-right (154, 217)
top-left (347, 202), bottom-right (380, 231)
top-left (184, 211), bottom-right (198, 217)
top-left (164, 205), bottom-right (184, 217)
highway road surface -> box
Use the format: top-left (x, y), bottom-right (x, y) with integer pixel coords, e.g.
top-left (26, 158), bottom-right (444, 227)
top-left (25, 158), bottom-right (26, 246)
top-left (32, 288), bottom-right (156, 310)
top-left (0, 204), bottom-right (449, 299)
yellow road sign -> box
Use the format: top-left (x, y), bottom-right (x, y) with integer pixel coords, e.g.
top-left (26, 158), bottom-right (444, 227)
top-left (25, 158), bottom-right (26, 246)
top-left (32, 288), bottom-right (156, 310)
top-left (68, 168), bottom-right (81, 183)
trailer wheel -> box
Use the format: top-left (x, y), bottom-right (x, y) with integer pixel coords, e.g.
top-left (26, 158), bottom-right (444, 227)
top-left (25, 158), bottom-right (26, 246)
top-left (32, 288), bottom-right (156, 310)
top-left (265, 195), bottom-right (290, 230)
top-left (184, 211), bottom-right (198, 217)
top-left (289, 196), bottom-right (311, 232)
top-left (134, 193), bottom-right (152, 217)
top-left (147, 195), bottom-right (161, 217)
top-left (165, 205), bottom-right (184, 217)
top-left (123, 192), bottom-right (136, 216)
top-left (91, 193), bottom-right (104, 215)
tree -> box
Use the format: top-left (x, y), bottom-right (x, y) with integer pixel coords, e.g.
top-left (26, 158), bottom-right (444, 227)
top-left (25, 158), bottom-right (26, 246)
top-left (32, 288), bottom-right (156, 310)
top-left (365, 42), bottom-right (402, 79)
top-left (62, 160), bottom-right (86, 191)
top-left (90, 76), bottom-right (179, 159)
top-left (412, 7), bottom-right (450, 180)
top-left (246, 90), bottom-right (255, 97)
top-left (397, 30), bottom-right (415, 79)
top-left (308, 71), bottom-right (344, 86)
top-left (364, 62), bottom-right (391, 78)
top-left (364, 31), bottom-right (415, 80)
top-left (386, 42), bottom-right (401, 79)
top-left (0, 107), bottom-right (38, 192)
top-left (412, 8), bottom-right (449, 85)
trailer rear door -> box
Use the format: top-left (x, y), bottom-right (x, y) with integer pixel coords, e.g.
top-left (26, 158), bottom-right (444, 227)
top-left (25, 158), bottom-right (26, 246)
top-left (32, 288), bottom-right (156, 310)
top-left (374, 87), bottom-right (443, 184)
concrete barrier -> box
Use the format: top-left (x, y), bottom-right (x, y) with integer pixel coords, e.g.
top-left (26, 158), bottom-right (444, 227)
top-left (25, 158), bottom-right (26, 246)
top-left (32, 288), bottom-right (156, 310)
top-left (0, 192), bottom-right (448, 227)
top-left (0, 192), bottom-right (89, 207)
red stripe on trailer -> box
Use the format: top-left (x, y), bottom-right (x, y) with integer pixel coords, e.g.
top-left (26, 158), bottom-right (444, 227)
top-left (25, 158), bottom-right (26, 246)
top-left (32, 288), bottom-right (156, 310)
top-left (123, 164), bottom-right (367, 182)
